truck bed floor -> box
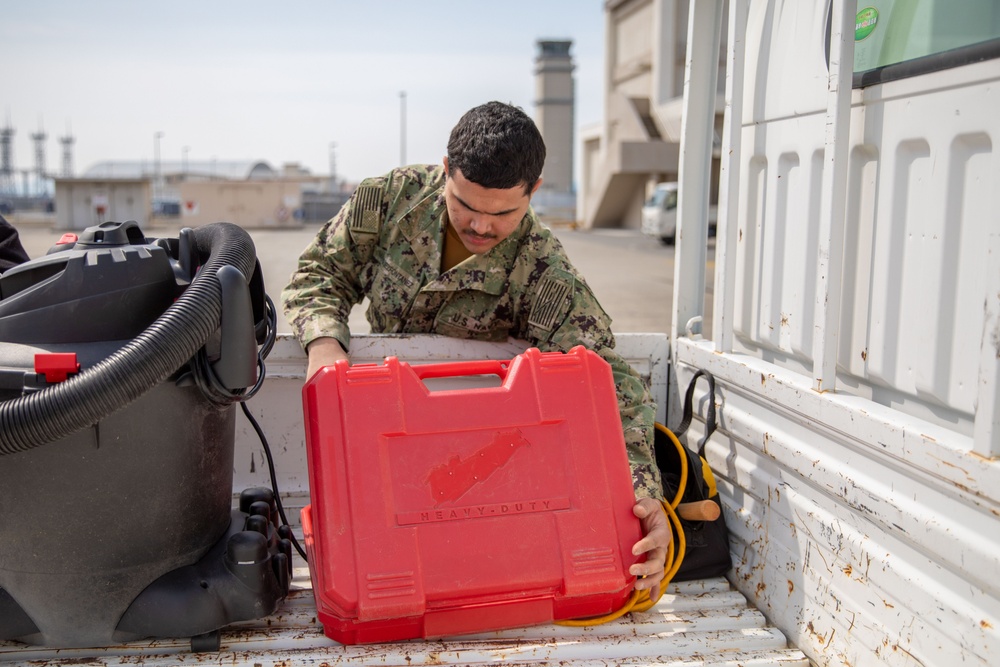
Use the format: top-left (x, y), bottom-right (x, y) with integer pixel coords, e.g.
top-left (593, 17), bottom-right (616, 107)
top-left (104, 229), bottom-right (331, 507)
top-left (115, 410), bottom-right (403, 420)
top-left (0, 571), bottom-right (807, 666)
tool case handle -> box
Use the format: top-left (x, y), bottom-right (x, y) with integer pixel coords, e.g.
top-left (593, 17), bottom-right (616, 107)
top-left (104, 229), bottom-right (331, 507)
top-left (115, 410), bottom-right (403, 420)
top-left (409, 359), bottom-right (511, 381)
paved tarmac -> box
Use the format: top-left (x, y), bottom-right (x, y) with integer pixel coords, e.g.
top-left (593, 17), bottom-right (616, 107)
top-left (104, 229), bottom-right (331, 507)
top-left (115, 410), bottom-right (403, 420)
top-left (12, 221), bottom-right (713, 338)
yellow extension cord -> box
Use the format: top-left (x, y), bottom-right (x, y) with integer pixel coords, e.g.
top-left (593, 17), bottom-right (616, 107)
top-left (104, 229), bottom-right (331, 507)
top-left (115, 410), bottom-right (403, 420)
top-left (555, 423), bottom-right (688, 626)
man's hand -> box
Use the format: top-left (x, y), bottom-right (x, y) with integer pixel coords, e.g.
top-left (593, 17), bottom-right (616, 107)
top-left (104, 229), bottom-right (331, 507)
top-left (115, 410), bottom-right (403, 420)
top-left (629, 497), bottom-right (671, 603)
top-left (305, 337), bottom-right (350, 381)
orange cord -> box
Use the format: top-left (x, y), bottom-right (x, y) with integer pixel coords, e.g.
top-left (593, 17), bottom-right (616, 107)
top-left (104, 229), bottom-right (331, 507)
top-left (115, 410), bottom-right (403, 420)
top-left (556, 424), bottom-right (688, 626)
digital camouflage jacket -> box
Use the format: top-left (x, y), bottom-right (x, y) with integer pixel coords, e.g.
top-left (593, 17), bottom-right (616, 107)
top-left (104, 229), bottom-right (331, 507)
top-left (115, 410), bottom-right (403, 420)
top-left (282, 164), bottom-right (663, 500)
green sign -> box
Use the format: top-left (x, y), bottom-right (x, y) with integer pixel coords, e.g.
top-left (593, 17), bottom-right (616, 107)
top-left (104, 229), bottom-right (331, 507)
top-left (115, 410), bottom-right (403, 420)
top-left (856, 7), bottom-right (879, 41)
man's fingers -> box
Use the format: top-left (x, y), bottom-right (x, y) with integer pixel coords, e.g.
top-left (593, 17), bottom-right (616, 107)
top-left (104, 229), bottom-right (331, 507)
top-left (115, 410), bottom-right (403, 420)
top-left (632, 567), bottom-right (665, 602)
top-left (634, 524), bottom-right (671, 556)
top-left (630, 498), bottom-right (670, 602)
top-left (633, 497), bottom-right (661, 516)
top-left (632, 536), bottom-right (649, 556)
top-left (630, 558), bottom-right (665, 578)
top-left (632, 533), bottom-right (667, 557)
top-left (640, 574), bottom-right (665, 602)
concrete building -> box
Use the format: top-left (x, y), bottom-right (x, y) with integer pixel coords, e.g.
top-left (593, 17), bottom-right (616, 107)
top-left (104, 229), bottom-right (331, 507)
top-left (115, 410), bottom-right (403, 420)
top-left (533, 39), bottom-right (577, 223)
top-left (54, 160), bottom-right (338, 230)
top-left (53, 177), bottom-right (150, 231)
top-left (578, 0), bottom-right (725, 229)
top-left (171, 178), bottom-right (306, 228)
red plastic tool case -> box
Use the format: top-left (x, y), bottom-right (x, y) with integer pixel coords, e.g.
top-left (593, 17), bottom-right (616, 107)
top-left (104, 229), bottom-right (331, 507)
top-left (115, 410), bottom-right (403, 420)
top-left (301, 346), bottom-right (642, 644)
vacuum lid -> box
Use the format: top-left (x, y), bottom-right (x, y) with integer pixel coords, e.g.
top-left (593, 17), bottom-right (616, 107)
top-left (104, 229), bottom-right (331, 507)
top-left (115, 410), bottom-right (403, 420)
top-left (0, 221), bottom-right (184, 344)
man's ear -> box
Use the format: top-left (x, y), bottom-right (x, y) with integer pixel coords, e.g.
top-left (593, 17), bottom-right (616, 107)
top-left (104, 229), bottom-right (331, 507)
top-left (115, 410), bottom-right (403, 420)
top-left (442, 156), bottom-right (450, 176)
top-left (530, 178), bottom-right (543, 196)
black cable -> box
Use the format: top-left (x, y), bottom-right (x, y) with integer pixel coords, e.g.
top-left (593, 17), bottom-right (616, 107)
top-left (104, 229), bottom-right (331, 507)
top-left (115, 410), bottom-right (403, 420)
top-left (236, 294), bottom-right (307, 561)
top-left (187, 291), bottom-right (307, 561)
top-left (184, 289), bottom-right (306, 561)
top-left (191, 295), bottom-right (278, 406)
top-left (240, 400), bottom-right (308, 562)
top-left (257, 294), bottom-right (277, 360)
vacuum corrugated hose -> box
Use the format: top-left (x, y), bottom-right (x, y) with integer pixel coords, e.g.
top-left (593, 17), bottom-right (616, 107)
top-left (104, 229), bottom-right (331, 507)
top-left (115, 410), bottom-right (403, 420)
top-left (0, 222), bottom-right (257, 456)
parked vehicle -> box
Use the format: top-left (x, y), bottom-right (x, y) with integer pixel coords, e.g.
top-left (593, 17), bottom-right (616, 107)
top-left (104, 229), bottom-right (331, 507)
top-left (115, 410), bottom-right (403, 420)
top-left (642, 182), bottom-right (715, 245)
top-left (641, 182), bottom-right (679, 244)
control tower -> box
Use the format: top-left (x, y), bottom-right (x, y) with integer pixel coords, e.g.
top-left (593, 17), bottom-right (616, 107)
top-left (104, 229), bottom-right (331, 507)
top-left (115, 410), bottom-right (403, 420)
top-left (533, 39), bottom-right (575, 195)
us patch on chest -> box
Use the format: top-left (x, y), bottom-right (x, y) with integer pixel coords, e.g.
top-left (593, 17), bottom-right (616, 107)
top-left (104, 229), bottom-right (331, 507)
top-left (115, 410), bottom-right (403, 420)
top-left (350, 185), bottom-right (382, 235)
top-left (528, 275), bottom-right (572, 331)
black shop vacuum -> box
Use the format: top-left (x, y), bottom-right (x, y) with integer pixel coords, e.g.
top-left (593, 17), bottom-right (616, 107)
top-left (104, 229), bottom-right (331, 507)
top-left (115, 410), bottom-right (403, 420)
top-left (0, 220), bottom-right (291, 650)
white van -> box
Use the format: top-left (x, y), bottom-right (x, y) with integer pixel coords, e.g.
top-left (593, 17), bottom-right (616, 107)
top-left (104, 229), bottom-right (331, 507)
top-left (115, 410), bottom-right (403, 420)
top-left (640, 182), bottom-right (679, 244)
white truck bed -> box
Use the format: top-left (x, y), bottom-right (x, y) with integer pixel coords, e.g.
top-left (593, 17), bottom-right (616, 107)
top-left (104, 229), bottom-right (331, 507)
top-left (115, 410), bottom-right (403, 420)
top-left (0, 335), bottom-right (806, 666)
top-left (0, 572), bottom-right (806, 666)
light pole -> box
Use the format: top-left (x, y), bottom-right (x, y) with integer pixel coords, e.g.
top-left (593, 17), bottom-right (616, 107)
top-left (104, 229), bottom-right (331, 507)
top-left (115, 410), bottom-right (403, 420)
top-left (182, 146), bottom-right (190, 175)
top-left (153, 131), bottom-right (164, 203)
top-left (399, 91), bottom-right (407, 167)
top-left (329, 141), bottom-right (337, 191)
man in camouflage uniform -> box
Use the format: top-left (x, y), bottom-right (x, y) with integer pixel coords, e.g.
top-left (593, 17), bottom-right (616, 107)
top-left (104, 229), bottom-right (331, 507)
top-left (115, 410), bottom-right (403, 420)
top-left (282, 101), bottom-right (669, 600)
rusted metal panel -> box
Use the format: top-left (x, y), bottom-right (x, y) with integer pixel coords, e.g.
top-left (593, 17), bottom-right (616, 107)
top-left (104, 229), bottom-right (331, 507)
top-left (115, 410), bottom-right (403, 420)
top-left (675, 336), bottom-right (1000, 667)
top-left (675, 342), bottom-right (998, 502)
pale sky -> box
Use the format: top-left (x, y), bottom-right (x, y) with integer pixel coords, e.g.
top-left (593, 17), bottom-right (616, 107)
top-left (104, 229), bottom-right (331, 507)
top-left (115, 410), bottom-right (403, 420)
top-left (2, 1), bottom-right (606, 185)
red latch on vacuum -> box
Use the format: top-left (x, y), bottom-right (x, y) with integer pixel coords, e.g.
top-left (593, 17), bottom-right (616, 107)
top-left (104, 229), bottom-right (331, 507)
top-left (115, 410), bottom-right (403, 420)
top-left (34, 353), bottom-right (81, 383)
top-left (57, 233), bottom-right (79, 245)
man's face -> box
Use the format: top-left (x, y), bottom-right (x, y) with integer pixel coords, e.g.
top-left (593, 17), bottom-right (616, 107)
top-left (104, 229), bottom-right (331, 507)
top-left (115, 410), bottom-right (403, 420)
top-left (442, 158), bottom-right (541, 255)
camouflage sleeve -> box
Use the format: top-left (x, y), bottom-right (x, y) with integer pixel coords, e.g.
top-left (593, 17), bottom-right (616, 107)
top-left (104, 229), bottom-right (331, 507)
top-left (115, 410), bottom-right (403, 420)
top-left (530, 271), bottom-right (664, 502)
top-left (593, 346), bottom-right (664, 502)
top-left (280, 184), bottom-right (377, 352)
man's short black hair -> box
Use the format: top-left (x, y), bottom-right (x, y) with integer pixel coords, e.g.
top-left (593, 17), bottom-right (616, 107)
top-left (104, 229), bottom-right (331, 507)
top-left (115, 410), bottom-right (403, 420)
top-left (446, 101), bottom-right (546, 195)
